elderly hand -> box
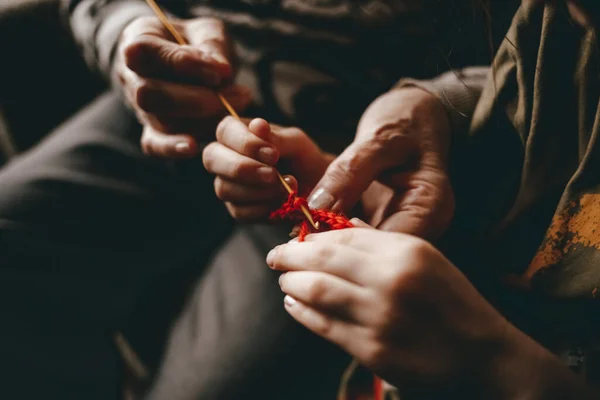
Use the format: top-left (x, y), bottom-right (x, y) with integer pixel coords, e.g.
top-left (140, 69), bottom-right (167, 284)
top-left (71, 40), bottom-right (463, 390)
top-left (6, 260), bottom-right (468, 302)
top-left (266, 228), bottom-right (598, 399)
top-left (307, 87), bottom-right (454, 240)
top-left (203, 117), bottom-right (332, 221)
top-left (114, 16), bottom-right (252, 158)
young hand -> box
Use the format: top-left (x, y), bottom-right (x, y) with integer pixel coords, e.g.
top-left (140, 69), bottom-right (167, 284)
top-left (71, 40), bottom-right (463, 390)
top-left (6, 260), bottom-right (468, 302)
top-left (266, 228), bottom-right (596, 399)
top-left (202, 117), bottom-right (332, 221)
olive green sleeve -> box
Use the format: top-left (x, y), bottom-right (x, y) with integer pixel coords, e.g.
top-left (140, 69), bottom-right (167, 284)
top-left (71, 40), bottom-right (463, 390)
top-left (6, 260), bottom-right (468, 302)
top-left (396, 67), bottom-right (490, 136)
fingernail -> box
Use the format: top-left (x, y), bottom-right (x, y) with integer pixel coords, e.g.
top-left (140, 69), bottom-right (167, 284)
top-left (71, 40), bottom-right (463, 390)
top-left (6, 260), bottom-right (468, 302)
top-left (284, 295), bottom-right (297, 307)
top-left (266, 247), bottom-right (277, 266)
top-left (308, 188), bottom-right (335, 210)
top-left (258, 147), bottom-right (278, 165)
top-left (258, 167), bottom-right (275, 183)
top-left (278, 273), bottom-right (285, 287)
top-left (175, 142), bottom-right (191, 153)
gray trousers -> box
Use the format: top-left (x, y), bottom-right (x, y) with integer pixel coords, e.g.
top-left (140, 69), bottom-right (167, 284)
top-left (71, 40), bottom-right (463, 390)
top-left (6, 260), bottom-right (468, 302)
top-left (0, 92), bottom-right (348, 399)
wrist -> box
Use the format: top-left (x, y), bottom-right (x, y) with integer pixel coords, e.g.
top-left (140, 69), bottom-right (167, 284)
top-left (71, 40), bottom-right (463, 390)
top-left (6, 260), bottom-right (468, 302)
top-left (480, 324), bottom-right (598, 400)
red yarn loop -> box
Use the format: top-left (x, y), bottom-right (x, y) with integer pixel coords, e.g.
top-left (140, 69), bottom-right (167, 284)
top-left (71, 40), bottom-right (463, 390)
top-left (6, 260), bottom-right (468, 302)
top-left (270, 191), bottom-right (353, 241)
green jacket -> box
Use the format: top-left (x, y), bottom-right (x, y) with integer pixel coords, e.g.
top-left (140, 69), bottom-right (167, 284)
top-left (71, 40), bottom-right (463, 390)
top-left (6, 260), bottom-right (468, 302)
top-left (350, 2), bottom-right (600, 398)
top-left (397, 0), bottom-right (600, 394)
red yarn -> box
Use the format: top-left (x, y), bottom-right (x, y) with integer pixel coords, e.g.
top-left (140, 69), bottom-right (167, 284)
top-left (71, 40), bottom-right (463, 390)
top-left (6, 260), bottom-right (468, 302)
top-left (271, 191), bottom-right (386, 400)
top-left (373, 376), bottom-right (383, 400)
top-left (270, 191), bottom-right (353, 241)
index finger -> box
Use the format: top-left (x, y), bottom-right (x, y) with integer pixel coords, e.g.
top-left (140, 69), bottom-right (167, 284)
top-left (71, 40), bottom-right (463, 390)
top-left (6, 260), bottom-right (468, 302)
top-left (216, 117), bottom-right (279, 165)
top-left (123, 35), bottom-right (226, 86)
top-left (267, 241), bottom-right (369, 284)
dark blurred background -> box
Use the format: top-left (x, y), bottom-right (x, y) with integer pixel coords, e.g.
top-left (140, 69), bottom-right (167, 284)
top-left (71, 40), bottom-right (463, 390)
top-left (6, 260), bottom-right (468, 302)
top-left (0, 0), bottom-right (519, 166)
top-left (0, 0), bottom-right (105, 163)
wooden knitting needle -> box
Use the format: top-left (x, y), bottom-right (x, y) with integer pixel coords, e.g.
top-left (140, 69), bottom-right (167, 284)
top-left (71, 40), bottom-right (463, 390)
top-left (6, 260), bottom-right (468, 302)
top-left (144, 0), bottom-right (318, 230)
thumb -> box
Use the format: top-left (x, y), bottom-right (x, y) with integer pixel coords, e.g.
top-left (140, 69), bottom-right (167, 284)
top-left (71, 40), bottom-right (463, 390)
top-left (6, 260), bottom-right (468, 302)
top-left (124, 36), bottom-right (227, 85)
top-left (184, 18), bottom-right (233, 78)
top-left (307, 136), bottom-right (417, 212)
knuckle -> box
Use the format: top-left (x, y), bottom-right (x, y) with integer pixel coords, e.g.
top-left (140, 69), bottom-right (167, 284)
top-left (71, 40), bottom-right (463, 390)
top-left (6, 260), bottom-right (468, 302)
top-left (129, 16), bottom-right (157, 31)
top-left (229, 161), bottom-right (246, 180)
top-left (241, 135), bottom-right (266, 160)
top-left (122, 37), bottom-right (156, 70)
top-left (122, 37), bottom-right (146, 59)
top-left (201, 143), bottom-right (217, 170)
top-left (306, 277), bottom-right (328, 304)
top-left (383, 265), bottom-right (410, 295)
top-left (382, 238), bottom-right (432, 294)
top-left (215, 117), bottom-right (232, 142)
top-left (163, 46), bottom-right (190, 67)
top-left (310, 312), bottom-right (334, 337)
top-left (312, 244), bottom-right (334, 264)
top-left (372, 121), bottom-right (413, 142)
top-left (372, 302), bottom-right (402, 336)
top-left (239, 132), bottom-right (258, 157)
top-left (403, 237), bottom-right (432, 262)
top-left (134, 81), bottom-right (155, 111)
top-left (328, 153), bottom-right (360, 183)
top-left (153, 119), bottom-right (177, 134)
top-left (335, 229), bottom-right (356, 246)
top-left (213, 178), bottom-right (226, 200)
top-left (371, 124), bottom-right (418, 160)
top-left (362, 341), bottom-right (388, 370)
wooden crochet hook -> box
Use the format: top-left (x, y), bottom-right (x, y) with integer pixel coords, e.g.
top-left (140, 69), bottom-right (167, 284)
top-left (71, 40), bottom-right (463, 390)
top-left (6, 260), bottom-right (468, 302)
top-left (144, 0), bottom-right (318, 230)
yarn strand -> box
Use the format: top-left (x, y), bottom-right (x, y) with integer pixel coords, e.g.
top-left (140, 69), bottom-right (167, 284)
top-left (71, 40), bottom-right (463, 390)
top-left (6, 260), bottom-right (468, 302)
top-left (270, 191), bottom-right (353, 241)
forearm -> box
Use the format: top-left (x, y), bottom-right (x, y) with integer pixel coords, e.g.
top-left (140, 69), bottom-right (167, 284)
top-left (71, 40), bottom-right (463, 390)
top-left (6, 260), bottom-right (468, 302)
top-left (484, 325), bottom-right (599, 400)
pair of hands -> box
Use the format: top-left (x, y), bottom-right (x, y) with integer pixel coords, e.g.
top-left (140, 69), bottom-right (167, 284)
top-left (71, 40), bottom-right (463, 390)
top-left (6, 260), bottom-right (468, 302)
top-left (114, 15), bottom-right (594, 399)
top-left (202, 86), bottom-right (455, 237)
top-left (115, 16), bottom-right (454, 238)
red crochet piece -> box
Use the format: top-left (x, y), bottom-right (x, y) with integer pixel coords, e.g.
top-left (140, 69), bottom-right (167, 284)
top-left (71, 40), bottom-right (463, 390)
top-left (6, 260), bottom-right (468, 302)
top-left (270, 191), bottom-right (354, 241)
